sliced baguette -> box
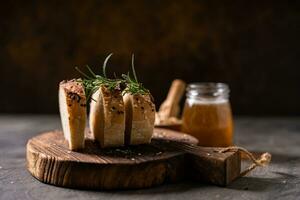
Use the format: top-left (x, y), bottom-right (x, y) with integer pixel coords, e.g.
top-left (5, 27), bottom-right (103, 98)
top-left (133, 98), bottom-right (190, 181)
top-left (59, 80), bottom-right (86, 151)
top-left (124, 93), bottom-right (156, 145)
top-left (89, 86), bottom-right (125, 148)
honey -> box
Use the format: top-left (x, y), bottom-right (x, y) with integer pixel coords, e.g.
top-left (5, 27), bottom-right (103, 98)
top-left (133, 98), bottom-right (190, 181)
top-left (181, 83), bottom-right (233, 147)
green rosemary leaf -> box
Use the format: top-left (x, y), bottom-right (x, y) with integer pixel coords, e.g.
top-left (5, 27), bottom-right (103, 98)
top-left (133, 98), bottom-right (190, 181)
top-left (75, 53), bottom-right (123, 102)
top-left (113, 72), bottom-right (118, 79)
top-left (75, 66), bottom-right (93, 79)
top-left (131, 54), bottom-right (138, 82)
top-left (76, 53), bottom-right (150, 101)
top-left (103, 53), bottom-right (113, 78)
top-left (121, 54), bottom-right (149, 95)
top-left (86, 65), bottom-right (96, 78)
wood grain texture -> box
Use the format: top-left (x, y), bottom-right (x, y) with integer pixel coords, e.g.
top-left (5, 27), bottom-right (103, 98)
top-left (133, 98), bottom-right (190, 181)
top-left (2, 116), bottom-right (300, 200)
top-left (26, 128), bottom-right (240, 189)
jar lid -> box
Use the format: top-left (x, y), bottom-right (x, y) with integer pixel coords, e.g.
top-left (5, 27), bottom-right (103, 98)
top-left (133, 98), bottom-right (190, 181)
top-left (186, 82), bottom-right (230, 99)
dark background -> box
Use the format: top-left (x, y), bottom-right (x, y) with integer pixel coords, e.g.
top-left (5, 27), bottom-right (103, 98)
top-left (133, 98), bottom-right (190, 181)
top-left (0, 0), bottom-right (299, 115)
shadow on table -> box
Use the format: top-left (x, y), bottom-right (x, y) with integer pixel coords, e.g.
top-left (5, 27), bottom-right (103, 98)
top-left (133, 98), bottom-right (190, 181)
top-left (106, 172), bottom-right (291, 194)
top-left (228, 171), bottom-right (298, 192)
top-left (228, 176), bottom-right (280, 191)
top-left (227, 152), bottom-right (300, 192)
top-left (88, 152), bottom-right (300, 194)
top-left (101, 181), bottom-right (210, 195)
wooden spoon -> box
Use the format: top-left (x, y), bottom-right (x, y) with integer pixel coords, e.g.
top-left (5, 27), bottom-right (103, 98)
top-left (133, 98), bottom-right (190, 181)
top-left (155, 79), bottom-right (186, 130)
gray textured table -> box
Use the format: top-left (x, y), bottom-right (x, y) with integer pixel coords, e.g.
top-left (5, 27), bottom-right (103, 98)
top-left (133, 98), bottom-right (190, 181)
top-left (0, 115), bottom-right (299, 200)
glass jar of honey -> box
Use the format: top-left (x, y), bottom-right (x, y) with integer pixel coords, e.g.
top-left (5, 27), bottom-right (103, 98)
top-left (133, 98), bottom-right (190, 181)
top-left (181, 83), bottom-right (233, 147)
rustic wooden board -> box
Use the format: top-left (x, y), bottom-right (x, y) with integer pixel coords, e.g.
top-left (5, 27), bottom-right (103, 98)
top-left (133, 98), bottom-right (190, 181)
top-left (26, 128), bottom-right (240, 190)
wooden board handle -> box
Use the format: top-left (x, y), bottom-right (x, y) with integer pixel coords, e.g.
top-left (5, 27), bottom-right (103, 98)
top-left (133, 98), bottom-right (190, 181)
top-left (167, 142), bottom-right (241, 186)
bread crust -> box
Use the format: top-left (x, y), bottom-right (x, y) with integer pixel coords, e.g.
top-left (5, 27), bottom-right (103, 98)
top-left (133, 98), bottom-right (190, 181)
top-left (59, 80), bottom-right (86, 151)
top-left (89, 86), bottom-right (125, 148)
top-left (124, 93), bottom-right (156, 145)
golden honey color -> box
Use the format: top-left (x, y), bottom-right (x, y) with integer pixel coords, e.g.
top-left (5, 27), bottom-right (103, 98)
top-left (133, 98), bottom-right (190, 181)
top-left (181, 101), bottom-right (233, 147)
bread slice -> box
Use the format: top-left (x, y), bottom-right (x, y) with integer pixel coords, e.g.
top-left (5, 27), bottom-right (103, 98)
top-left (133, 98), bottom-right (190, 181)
top-left (124, 93), bottom-right (156, 145)
top-left (59, 80), bottom-right (86, 151)
top-left (89, 86), bottom-right (125, 148)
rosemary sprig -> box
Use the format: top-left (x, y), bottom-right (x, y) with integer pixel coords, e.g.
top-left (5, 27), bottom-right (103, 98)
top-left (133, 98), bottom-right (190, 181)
top-left (75, 53), bottom-right (122, 101)
top-left (76, 53), bottom-right (149, 100)
top-left (122, 54), bottom-right (149, 95)
top-left (103, 53), bottom-right (113, 78)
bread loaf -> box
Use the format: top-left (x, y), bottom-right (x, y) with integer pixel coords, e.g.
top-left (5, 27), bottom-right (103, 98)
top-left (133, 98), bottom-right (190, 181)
top-left (124, 93), bottom-right (155, 145)
top-left (89, 86), bottom-right (125, 148)
top-left (59, 80), bottom-right (86, 150)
